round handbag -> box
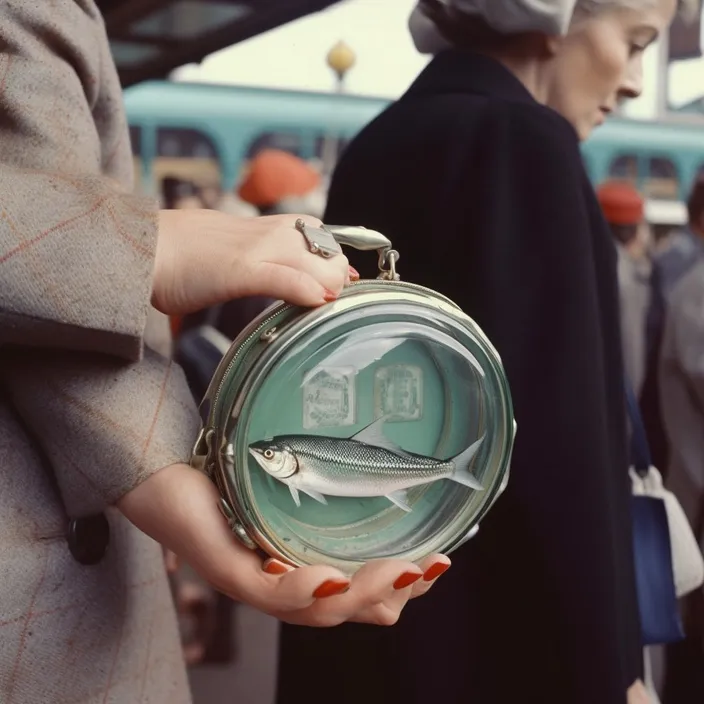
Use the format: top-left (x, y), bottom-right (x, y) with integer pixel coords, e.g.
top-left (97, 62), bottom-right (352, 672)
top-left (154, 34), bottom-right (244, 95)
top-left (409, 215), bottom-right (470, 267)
top-left (192, 221), bottom-right (516, 574)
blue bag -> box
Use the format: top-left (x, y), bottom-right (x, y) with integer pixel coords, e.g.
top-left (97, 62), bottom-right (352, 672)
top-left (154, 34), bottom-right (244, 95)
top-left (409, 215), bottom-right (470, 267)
top-left (626, 382), bottom-right (685, 646)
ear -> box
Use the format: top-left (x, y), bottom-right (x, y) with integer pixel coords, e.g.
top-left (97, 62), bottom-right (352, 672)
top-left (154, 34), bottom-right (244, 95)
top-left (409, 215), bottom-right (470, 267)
top-left (521, 31), bottom-right (560, 59)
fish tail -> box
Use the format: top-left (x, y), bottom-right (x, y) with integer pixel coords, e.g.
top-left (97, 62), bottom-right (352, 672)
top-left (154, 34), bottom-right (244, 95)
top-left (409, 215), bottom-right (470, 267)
top-left (449, 435), bottom-right (485, 490)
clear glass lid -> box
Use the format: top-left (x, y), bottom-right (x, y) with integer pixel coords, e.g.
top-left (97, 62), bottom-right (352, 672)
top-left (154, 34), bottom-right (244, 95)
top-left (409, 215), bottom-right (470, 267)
top-left (223, 295), bottom-right (513, 571)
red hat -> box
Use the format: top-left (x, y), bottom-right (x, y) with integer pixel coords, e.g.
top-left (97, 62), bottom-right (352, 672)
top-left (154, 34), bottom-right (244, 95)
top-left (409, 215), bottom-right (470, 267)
top-left (238, 149), bottom-right (320, 207)
top-left (596, 180), bottom-right (644, 225)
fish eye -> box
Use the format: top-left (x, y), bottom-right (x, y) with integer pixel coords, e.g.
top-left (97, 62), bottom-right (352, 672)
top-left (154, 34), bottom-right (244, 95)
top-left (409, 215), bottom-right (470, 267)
top-left (263, 449), bottom-right (275, 460)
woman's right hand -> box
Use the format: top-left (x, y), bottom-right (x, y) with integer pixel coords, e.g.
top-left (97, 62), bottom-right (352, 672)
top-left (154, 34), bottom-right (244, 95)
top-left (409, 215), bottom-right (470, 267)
top-left (152, 210), bottom-right (351, 315)
top-left (118, 462), bottom-right (450, 628)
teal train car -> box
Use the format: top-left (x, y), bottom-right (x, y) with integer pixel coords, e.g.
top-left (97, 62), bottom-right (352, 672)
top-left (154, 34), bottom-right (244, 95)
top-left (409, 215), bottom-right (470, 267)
top-left (583, 115), bottom-right (704, 204)
top-left (123, 80), bottom-right (388, 196)
top-left (124, 79), bottom-right (704, 222)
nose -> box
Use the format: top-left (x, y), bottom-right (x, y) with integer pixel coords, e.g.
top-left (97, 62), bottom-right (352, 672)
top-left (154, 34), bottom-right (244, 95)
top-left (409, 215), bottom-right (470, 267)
top-left (619, 55), bottom-right (644, 100)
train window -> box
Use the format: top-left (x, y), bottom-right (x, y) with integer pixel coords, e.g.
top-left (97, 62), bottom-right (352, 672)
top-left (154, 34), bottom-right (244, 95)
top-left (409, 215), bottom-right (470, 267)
top-left (156, 127), bottom-right (219, 161)
top-left (608, 154), bottom-right (638, 183)
top-left (645, 157), bottom-right (679, 199)
top-left (245, 131), bottom-right (302, 159)
top-left (128, 125), bottom-right (141, 157)
top-left (153, 127), bottom-right (221, 196)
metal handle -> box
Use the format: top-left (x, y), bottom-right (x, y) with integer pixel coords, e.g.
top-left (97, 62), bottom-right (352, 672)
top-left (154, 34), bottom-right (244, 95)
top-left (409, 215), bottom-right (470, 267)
top-left (295, 219), bottom-right (400, 280)
top-left (323, 225), bottom-right (391, 251)
top-left (326, 225), bottom-right (400, 280)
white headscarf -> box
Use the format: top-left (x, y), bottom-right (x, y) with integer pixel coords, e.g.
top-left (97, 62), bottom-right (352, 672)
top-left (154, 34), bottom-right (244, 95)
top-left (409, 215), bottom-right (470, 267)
top-left (408, 0), bottom-right (579, 54)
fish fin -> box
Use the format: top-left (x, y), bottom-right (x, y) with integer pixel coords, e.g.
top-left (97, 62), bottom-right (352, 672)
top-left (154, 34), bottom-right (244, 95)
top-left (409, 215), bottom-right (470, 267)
top-left (351, 416), bottom-right (410, 455)
top-left (449, 435), bottom-right (486, 491)
top-left (386, 489), bottom-right (412, 513)
top-left (300, 488), bottom-right (328, 505)
top-left (288, 485), bottom-right (301, 507)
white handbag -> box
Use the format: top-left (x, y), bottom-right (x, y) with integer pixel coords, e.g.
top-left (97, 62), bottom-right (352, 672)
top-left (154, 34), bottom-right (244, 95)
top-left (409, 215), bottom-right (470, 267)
top-left (630, 466), bottom-right (704, 598)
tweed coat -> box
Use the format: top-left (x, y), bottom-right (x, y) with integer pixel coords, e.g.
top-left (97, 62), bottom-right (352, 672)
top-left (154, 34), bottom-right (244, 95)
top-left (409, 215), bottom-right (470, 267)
top-left (0, 1), bottom-right (200, 702)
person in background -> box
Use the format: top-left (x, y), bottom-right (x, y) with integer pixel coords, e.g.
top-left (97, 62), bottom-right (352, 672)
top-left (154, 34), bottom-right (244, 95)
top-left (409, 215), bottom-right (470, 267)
top-left (161, 176), bottom-right (205, 210)
top-left (238, 148), bottom-right (323, 217)
top-left (640, 179), bottom-right (704, 499)
top-left (217, 190), bottom-right (260, 217)
top-left (597, 180), bottom-right (652, 396)
top-left (658, 247), bottom-right (704, 704)
top-left (276, 1), bottom-right (685, 703)
top-left (198, 181), bottom-right (224, 211)
top-left (653, 177), bottom-right (704, 303)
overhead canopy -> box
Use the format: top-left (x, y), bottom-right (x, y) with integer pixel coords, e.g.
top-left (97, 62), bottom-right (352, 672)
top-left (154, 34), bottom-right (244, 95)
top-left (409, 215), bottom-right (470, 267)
top-left (97, 0), bottom-right (343, 88)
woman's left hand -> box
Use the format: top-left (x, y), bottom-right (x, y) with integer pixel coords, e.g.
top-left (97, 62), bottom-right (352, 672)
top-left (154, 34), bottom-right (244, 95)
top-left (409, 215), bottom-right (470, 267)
top-left (119, 462), bottom-right (449, 628)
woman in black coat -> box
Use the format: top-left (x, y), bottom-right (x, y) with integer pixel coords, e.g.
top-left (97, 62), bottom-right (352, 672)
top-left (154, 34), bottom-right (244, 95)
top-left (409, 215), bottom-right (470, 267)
top-left (277, 1), bottom-right (680, 703)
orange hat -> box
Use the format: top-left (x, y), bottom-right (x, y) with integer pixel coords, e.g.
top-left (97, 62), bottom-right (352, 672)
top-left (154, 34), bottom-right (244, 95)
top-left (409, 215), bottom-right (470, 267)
top-left (238, 149), bottom-right (320, 207)
top-left (596, 180), bottom-right (644, 226)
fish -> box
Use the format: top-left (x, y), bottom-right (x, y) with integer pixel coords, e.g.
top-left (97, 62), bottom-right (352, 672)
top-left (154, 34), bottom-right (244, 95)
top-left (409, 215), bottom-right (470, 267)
top-left (248, 416), bottom-right (485, 513)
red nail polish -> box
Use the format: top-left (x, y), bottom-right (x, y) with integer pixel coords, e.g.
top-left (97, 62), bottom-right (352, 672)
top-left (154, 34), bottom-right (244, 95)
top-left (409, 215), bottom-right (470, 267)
top-left (393, 571), bottom-right (423, 590)
top-left (323, 289), bottom-right (338, 302)
top-left (348, 266), bottom-right (360, 280)
top-left (423, 562), bottom-right (450, 582)
top-left (263, 559), bottom-right (289, 575)
top-left (313, 579), bottom-right (350, 599)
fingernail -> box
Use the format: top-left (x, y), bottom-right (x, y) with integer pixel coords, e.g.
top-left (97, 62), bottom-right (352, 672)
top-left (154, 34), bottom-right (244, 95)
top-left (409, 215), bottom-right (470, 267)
top-left (323, 288), bottom-right (338, 302)
top-left (423, 562), bottom-right (450, 582)
top-left (313, 579), bottom-right (350, 599)
top-left (393, 571), bottom-right (423, 590)
top-left (348, 266), bottom-right (360, 281)
top-left (263, 559), bottom-right (289, 575)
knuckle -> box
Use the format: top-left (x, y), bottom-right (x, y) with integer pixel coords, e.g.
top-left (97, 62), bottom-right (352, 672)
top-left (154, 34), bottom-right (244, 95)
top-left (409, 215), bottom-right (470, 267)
top-left (410, 588), bottom-right (429, 601)
top-left (374, 608), bottom-right (401, 627)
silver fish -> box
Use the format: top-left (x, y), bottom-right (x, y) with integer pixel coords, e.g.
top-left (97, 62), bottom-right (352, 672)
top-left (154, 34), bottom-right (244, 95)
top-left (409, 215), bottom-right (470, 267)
top-left (248, 416), bottom-right (484, 513)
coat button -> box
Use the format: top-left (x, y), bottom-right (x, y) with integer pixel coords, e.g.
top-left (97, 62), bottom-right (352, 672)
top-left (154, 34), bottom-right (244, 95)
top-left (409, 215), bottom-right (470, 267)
top-left (67, 513), bottom-right (110, 565)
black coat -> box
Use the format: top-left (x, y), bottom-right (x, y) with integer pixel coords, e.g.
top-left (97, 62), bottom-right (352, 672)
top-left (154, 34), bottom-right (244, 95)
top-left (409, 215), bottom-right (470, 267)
top-left (277, 51), bottom-right (642, 704)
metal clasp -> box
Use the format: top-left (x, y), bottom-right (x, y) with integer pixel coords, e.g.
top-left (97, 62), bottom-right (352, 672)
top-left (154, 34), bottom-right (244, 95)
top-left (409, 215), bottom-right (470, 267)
top-left (323, 224), bottom-right (401, 280)
top-left (191, 427), bottom-right (216, 478)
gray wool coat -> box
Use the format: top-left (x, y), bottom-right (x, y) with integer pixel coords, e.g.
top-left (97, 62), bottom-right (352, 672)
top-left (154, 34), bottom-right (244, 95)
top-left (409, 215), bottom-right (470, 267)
top-left (0, 2), bottom-right (201, 702)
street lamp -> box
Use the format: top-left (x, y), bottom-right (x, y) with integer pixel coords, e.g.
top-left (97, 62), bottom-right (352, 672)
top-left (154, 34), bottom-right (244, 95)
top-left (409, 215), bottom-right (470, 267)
top-left (326, 40), bottom-right (356, 93)
top-left (321, 41), bottom-right (357, 178)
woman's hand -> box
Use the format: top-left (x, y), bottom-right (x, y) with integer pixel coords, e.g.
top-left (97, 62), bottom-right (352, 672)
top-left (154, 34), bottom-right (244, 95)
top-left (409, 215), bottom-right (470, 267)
top-left (627, 680), bottom-right (652, 704)
top-left (118, 463), bottom-right (450, 628)
top-left (152, 211), bottom-right (351, 315)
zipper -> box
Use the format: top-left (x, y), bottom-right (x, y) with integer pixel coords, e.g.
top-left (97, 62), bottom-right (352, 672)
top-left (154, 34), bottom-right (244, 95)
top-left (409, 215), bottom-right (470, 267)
top-left (210, 304), bottom-right (292, 421)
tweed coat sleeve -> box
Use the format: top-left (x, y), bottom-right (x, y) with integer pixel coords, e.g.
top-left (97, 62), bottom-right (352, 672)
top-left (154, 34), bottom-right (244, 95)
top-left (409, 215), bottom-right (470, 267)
top-left (0, 0), bottom-right (200, 517)
top-left (0, 0), bottom-right (158, 362)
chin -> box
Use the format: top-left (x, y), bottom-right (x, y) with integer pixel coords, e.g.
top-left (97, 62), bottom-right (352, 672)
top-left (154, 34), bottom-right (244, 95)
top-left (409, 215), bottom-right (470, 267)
top-left (576, 119), bottom-right (599, 142)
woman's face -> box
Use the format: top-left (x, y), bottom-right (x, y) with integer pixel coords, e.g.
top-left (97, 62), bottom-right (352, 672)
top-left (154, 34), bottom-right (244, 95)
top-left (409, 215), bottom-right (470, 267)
top-left (546, 0), bottom-right (677, 140)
